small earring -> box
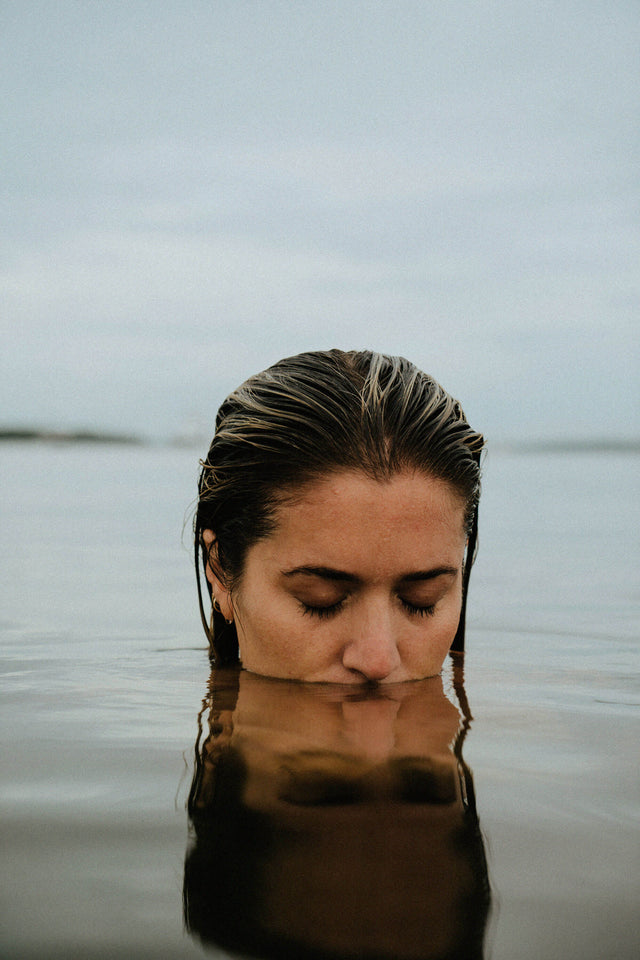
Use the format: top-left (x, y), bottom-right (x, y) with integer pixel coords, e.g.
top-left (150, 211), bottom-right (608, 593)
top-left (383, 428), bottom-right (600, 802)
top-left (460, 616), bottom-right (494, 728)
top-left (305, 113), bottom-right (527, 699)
top-left (213, 597), bottom-right (233, 626)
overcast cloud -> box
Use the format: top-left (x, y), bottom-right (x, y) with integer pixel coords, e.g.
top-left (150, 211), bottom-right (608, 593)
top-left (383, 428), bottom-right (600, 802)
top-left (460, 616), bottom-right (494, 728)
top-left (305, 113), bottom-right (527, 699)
top-left (2, 0), bottom-right (638, 441)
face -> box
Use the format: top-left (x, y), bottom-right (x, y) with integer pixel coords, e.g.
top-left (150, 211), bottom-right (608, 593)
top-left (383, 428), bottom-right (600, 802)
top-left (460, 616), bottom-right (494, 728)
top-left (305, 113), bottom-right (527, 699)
top-left (204, 470), bottom-right (467, 684)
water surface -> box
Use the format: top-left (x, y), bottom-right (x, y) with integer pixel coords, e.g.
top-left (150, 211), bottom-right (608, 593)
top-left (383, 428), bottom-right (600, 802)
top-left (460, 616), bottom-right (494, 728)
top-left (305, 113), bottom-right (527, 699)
top-left (1, 444), bottom-right (638, 958)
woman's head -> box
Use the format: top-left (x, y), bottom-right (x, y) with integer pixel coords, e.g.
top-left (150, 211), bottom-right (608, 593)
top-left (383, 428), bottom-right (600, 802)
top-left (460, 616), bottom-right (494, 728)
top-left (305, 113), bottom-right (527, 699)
top-left (195, 349), bottom-right (484, 677)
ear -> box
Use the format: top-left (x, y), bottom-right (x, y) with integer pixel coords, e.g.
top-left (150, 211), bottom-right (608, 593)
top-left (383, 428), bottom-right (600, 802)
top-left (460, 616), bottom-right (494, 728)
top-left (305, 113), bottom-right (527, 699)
top-left (201, 529), bottom-right (235, 622)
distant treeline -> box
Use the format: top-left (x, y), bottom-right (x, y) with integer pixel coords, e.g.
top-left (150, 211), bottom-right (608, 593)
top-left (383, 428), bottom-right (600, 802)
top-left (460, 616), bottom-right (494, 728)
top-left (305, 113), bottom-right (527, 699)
top-left (2, 428), bottom-right (638, 453)
top-left (499, 439), bottom-right (640, 454)
top-left (0, 428), bottom-right (142, 444)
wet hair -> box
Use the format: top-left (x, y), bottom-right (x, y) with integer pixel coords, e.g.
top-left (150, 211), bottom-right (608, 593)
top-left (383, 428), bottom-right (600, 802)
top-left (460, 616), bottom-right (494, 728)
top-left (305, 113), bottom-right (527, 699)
top-left (195, 349), bottom-right (484, 662)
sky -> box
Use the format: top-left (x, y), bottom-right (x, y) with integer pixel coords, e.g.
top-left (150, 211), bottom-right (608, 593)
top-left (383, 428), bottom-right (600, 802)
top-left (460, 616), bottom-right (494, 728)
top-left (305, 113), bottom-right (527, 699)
top-left (2, 0), bottom-right (638, 442)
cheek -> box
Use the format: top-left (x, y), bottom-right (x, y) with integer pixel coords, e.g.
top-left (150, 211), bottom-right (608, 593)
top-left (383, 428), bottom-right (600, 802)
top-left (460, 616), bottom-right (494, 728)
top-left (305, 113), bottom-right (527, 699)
top-left (234, 593), bottom-right (342, 678)
top-left (231, 585), bottom-right (305, 664)
top-left (406, 588), bottom-right (463, 661)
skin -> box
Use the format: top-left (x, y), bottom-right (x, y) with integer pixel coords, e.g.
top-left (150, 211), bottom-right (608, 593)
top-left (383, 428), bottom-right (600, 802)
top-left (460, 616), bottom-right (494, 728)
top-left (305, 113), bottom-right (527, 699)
top-left (203, 469), bottom-right (468, 684)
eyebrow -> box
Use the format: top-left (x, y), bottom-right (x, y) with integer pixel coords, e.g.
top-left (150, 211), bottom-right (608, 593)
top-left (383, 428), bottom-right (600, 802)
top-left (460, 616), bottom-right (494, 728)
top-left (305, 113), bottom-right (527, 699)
top-left (281, 565), bottom-right (458, 583)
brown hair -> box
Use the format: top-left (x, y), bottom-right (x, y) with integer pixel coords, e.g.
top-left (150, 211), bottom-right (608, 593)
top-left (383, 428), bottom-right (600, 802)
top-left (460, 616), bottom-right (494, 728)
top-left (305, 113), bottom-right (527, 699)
top-left (195, 349), bottom-right (484, 662)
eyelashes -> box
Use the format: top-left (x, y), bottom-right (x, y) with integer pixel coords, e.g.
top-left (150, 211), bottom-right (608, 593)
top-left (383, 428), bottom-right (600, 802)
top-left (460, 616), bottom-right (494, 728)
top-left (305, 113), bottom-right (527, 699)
top-left (300, 599), bottom-right (345, 619)
top-left (299, 598), bottom-right (437, 620)
top-left (400, 599), bottom-right (437, 618)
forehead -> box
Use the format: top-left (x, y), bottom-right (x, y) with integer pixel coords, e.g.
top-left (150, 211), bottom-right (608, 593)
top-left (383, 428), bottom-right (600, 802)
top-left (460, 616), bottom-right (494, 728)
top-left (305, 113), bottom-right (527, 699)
top-left (267, 470), bottom-right (466, 567)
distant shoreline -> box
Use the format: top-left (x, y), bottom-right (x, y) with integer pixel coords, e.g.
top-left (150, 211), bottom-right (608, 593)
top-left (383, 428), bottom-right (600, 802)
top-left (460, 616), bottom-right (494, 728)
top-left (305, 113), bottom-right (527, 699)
top-left (0, 428), bottom-right (143, 445)
top-left (1, 428), bottom-right (638, 454)
top-left (495, 439), bottom-right (640, 454)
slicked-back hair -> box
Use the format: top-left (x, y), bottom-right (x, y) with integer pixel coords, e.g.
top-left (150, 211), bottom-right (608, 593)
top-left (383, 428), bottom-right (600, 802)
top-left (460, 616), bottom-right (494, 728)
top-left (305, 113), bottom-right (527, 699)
top-left (195, 349), bottom-right (484, 663)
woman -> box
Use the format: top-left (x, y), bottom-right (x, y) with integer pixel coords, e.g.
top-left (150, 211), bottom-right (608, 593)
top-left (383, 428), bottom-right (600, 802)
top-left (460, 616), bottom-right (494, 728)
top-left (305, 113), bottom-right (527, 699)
top-left (195, 349), bottom-right (483, 682)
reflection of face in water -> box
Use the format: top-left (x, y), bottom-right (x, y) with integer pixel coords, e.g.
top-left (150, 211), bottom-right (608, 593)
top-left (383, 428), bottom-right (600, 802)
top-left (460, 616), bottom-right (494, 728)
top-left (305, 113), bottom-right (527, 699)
top-left (184, 660), bottom-right (491, 960)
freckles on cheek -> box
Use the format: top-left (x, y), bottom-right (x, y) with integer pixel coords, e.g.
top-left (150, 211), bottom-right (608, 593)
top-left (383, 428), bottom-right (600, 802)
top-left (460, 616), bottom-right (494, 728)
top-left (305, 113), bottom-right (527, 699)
top-left (231, 591), bottom-right (290, 660)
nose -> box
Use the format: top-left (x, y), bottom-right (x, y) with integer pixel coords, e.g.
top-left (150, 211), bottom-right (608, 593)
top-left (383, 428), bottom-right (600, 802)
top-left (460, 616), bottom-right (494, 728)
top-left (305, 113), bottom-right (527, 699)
top-left (341, 608), bottom-right (402, 682)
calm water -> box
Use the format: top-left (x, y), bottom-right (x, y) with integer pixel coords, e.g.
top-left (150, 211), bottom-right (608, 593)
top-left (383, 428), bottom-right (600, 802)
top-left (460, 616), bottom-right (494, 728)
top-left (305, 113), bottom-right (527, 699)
top-left (1, 443), bottom-right (638, 959)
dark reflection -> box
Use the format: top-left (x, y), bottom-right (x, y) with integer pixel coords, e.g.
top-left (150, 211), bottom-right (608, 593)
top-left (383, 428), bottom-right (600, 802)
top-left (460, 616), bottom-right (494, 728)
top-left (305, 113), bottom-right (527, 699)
top-left (184, 655), bottom-right (491, 960)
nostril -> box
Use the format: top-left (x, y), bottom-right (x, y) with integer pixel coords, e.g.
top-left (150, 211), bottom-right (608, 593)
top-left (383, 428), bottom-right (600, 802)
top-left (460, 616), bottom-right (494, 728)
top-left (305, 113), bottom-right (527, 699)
top-left (346, 667), bottom-right (383, 685)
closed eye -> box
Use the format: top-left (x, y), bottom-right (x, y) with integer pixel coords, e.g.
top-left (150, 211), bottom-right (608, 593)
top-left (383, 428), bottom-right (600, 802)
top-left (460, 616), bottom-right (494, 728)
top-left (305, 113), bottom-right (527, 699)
top-left (400, 598), bottom-right (436, 617)
top-left (300, 597), bottom-right (437, 619)
top-left (299, 599), bottom-right (346, 619)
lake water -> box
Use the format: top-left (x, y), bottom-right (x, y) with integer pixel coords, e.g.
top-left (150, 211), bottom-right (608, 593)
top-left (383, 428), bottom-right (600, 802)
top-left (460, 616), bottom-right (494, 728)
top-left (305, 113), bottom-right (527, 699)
top-left (1, 443), bottom-right (638, 959)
